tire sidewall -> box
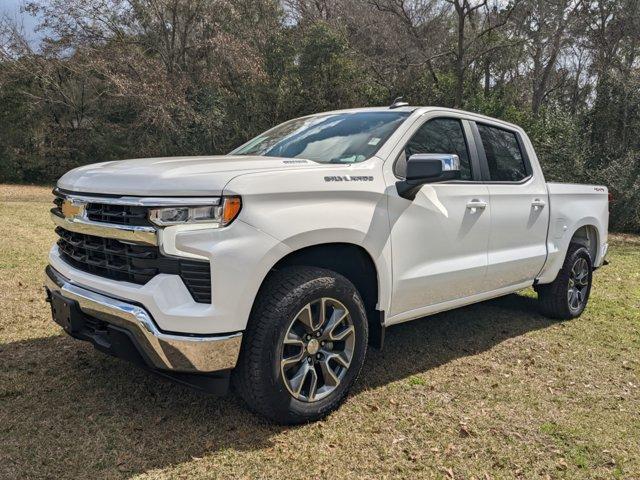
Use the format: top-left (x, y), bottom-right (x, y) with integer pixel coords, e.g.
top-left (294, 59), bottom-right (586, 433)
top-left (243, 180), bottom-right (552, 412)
top-left (259, 271), bottom-right (368, 423)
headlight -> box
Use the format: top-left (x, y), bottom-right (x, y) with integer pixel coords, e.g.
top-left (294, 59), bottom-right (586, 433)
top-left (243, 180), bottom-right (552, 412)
top-left (148, 196), bottom-right (241, 227)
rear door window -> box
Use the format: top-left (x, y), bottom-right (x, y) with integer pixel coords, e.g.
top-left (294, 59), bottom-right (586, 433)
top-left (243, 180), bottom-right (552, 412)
top-left (477, 124), bottom-right (528, 182)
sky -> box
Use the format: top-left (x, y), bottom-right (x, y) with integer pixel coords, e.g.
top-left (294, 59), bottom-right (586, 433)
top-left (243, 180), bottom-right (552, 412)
top-left (1, 0), bottom-right (43, 46)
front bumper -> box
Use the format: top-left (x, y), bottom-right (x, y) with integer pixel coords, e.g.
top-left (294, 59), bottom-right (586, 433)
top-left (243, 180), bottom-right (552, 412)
top-left (44, 265), bottom-right (242, 375)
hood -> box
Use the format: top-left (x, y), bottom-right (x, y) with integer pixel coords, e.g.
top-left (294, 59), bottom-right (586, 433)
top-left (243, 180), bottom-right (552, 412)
top-left (57, 155), bottom-right (324, 196)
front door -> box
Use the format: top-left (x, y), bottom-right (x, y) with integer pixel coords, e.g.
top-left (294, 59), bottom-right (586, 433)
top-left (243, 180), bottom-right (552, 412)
top-left (384, 115), bottom-right (491, 319)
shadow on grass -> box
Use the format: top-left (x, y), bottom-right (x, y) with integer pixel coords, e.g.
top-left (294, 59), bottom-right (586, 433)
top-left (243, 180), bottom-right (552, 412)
top-left (1, 292), bottom-right (556, 479)
top-left (360, 293), bottom-right (555, 391)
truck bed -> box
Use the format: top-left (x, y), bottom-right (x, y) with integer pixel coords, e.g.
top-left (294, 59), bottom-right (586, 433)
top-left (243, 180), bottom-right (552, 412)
top-left (536, 182), bottom-right (609, 283)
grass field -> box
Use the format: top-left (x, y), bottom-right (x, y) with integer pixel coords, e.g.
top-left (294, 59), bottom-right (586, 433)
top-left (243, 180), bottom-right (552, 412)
top-left (0, 184), bottom-right (638, 480)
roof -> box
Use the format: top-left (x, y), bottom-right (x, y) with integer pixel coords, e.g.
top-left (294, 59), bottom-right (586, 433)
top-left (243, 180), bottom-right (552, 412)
top-left (309, 106), bottom-right (522, 131)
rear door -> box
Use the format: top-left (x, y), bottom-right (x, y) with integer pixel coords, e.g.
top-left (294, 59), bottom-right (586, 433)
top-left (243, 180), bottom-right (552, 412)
top-left (471, 121), bottom-right (549, 290)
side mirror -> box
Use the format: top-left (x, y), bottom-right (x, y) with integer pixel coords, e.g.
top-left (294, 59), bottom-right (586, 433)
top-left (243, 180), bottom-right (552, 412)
top-left (396, 153), bottom-right (461, 200)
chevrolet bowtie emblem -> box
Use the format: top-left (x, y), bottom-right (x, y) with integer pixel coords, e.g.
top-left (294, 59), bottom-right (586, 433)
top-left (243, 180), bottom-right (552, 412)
top-left (61, 199), bottom-right (85, 219)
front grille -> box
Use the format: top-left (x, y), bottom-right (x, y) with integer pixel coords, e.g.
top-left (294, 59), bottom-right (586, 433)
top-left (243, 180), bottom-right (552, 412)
top-left (52, 191), bottom-right (153, 227)
top-left (86, 203), bottom-right (151, 226)
top-left (53, 195), bottom-right (64, 211)
top-left (55, 227), bottom-right (212, 303)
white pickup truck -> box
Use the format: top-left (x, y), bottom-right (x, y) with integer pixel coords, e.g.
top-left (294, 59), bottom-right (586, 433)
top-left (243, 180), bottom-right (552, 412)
top-left (45, 105), bottom-right (609, 424)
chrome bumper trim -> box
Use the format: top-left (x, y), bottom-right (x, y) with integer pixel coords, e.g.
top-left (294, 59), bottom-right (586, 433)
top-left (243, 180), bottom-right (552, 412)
top-left (51, 211), bottom-right (158, 246)
top-left (45, 266), bottom-right (242, 373)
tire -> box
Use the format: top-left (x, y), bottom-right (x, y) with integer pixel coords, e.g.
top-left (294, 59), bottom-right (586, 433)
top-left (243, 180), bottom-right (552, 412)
top-left (232, 266), bottom-right (368, 424)
top-left (537, 243), bottom-right (593, 320)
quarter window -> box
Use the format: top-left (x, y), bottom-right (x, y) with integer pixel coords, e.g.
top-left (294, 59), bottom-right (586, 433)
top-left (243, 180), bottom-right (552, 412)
top-left (477, 124), bottom-right (528, 182)
top-left (396, 118), bottom-right (472, 180)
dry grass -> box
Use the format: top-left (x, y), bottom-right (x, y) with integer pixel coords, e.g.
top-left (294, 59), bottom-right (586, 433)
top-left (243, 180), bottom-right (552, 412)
top-left (0, 184), bottom-right (638, 480)
top-left (0, 183), bottom-right (54, 204)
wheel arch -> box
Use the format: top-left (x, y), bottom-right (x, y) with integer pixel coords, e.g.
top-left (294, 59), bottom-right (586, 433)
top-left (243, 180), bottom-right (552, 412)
top-left (570, 224), bottom-right (599, 264)
top-left (253, 242), bottom-right (386, 348)
top-left (537, 218), bottom-right (603, 285)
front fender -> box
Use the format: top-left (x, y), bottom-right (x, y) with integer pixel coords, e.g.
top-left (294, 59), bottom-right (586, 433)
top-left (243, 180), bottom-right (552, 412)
top-left (223, 164), bottom-right (393, 319)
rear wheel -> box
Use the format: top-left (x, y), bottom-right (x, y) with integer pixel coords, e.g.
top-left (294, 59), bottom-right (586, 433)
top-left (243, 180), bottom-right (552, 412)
top-left (233, 266), bottom-right (368, 424)
top-left (538, 243), bottom-right (593, 319)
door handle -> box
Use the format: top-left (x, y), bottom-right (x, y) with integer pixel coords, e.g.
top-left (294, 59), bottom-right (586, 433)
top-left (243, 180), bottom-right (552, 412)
top-left (531, 199), bottom-right (546, 210)
top-left (466, 199), bottom-right (487, 213)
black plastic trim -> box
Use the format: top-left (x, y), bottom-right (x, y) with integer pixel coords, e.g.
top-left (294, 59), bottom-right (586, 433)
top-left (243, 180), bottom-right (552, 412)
top-left (462, 119), bottom-right (483, 182)
top-left (55, 228), bottom-right (212, 303)
top-left (369, 310), bottom-right (385, 350)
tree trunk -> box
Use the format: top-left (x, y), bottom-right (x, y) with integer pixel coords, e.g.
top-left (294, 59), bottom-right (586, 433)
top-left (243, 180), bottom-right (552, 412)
top-left (454, 1), bottom-right (465, 108)
top-left (484, 58), bottom-right (491, 97)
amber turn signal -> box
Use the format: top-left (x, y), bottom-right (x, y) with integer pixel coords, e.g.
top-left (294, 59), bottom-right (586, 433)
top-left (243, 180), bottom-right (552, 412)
top-left (221, 196), bottom-right (242, 226)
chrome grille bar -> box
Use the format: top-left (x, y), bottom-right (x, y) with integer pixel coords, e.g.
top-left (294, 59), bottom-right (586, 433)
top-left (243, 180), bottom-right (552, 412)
top-left (51, 211), bottom-right (158, 246)
top-left (53, 188), bottom-right (221, 207)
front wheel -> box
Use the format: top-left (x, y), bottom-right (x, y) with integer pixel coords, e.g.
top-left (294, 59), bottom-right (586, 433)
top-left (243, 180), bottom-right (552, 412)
top-left (537, 243), bottom-right (593, 319)
top-left (232, 266), bottom-right (368, 424)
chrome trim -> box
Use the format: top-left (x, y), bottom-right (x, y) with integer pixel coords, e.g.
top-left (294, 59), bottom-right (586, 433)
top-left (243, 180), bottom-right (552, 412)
top-left (54, 188), bottom-right (221, 206)
top-left (407, 153), bottom-right (461, 171)
top-left (51, 211), bottom-right (158, 246)
top-left (45, 267), bottom-right (241, 373)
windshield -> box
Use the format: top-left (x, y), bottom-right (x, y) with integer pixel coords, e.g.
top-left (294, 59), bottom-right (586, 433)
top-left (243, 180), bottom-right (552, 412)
top-left (230, 111), bottom-right (410, 163)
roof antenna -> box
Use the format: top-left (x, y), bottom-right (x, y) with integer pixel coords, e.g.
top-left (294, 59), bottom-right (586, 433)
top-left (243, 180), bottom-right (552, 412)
top-left (389, 96), bottom-right (408, 109)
